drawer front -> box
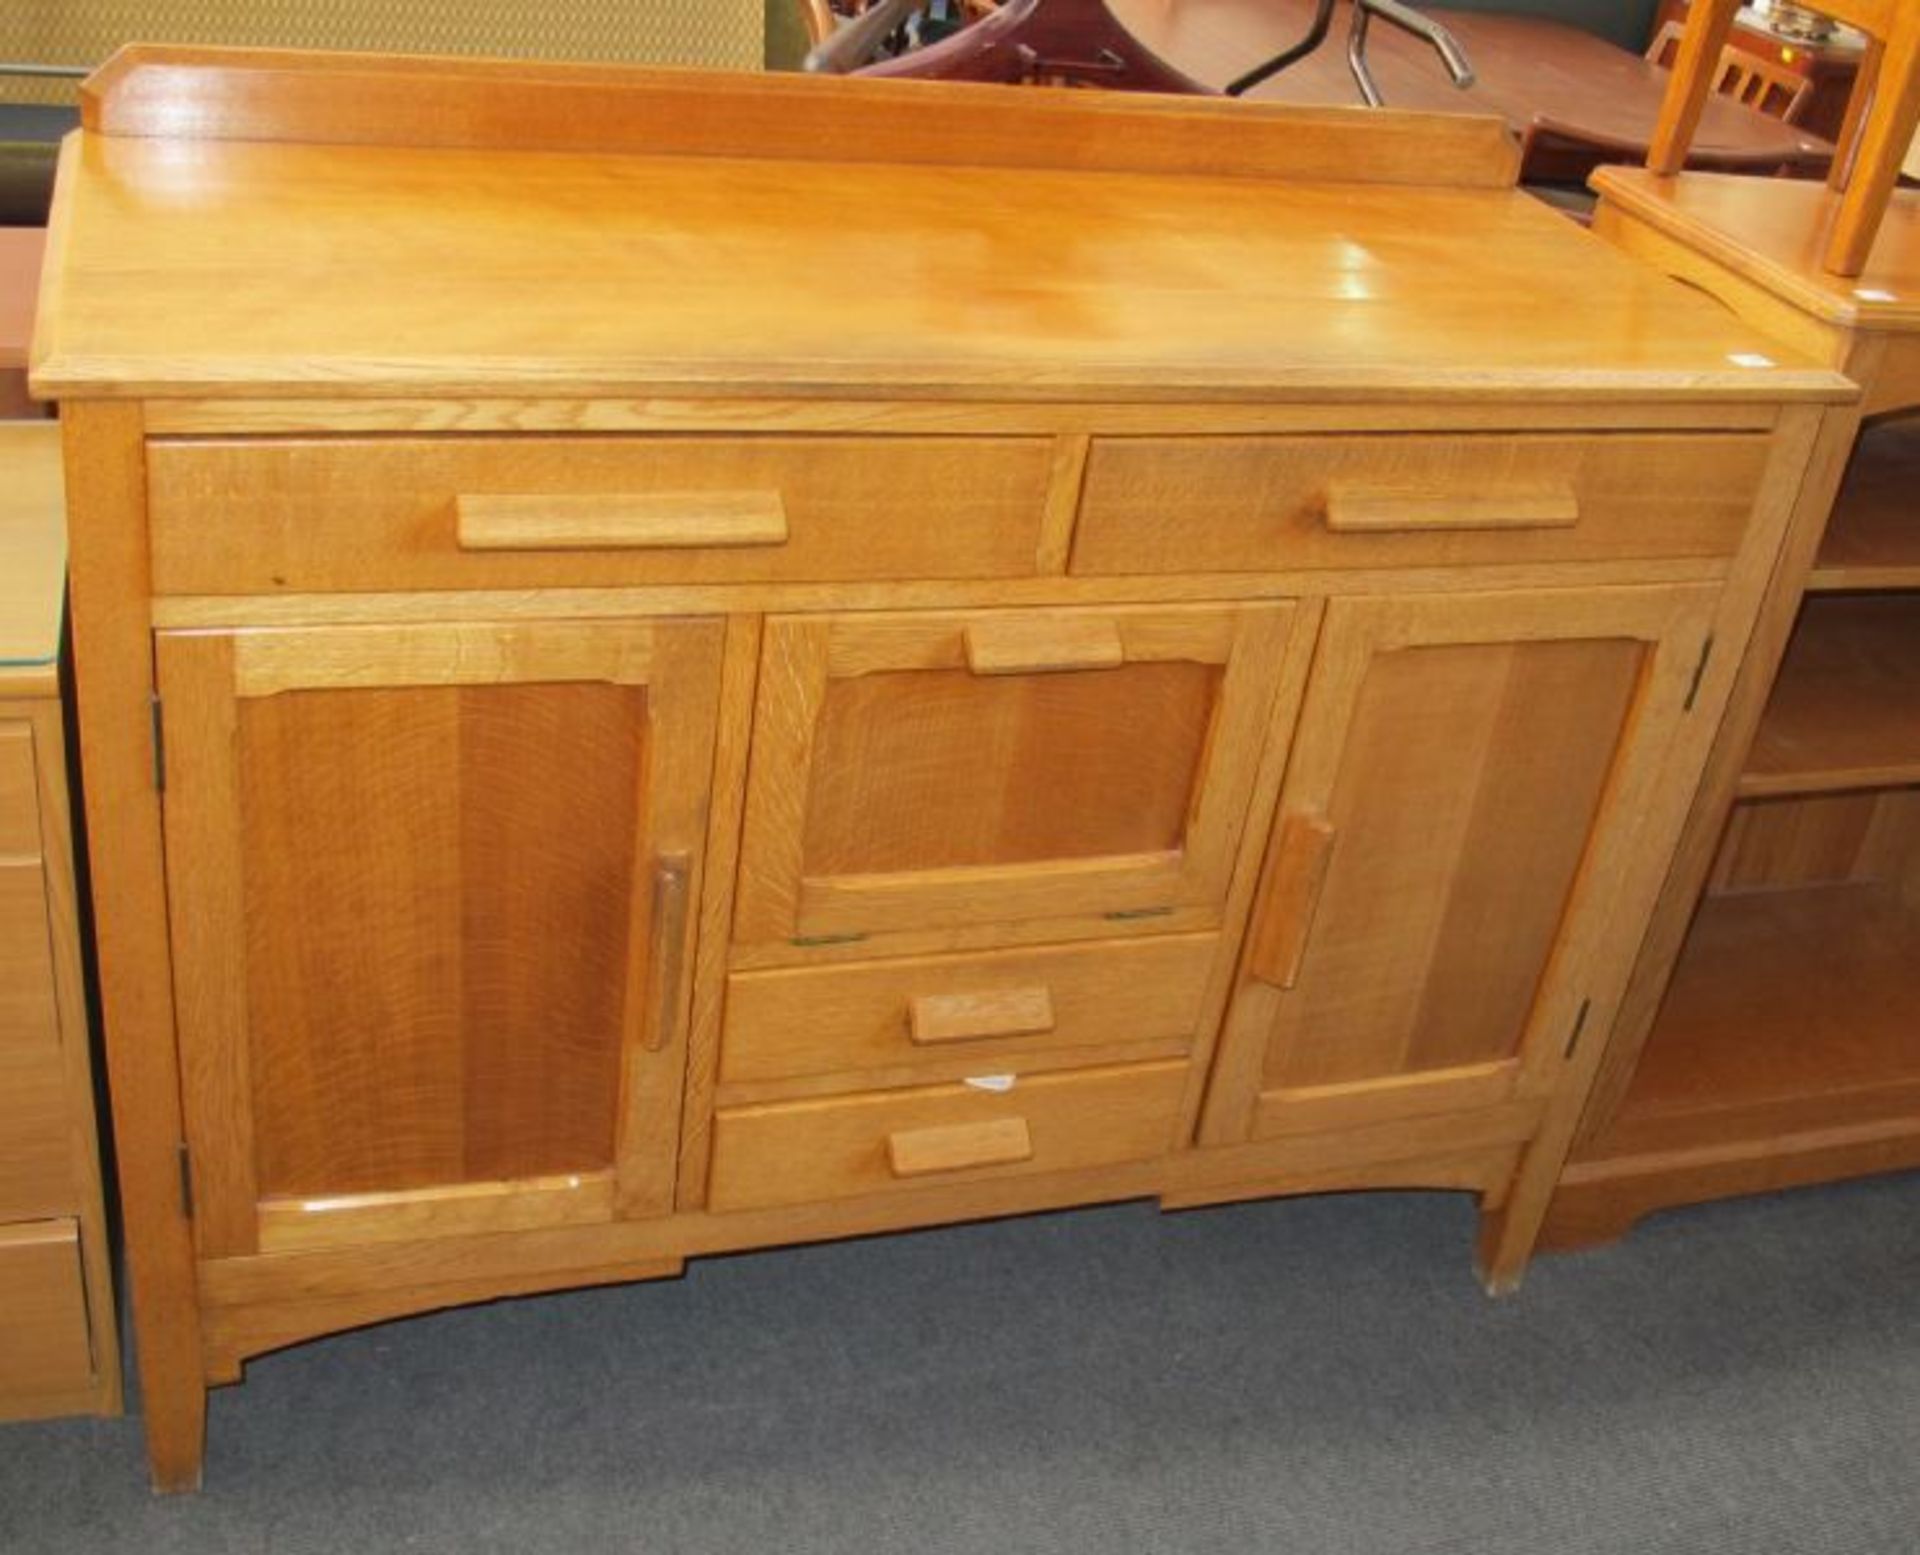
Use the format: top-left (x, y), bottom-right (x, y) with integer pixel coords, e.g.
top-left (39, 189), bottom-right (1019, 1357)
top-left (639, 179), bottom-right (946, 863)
top-left (0, 723), bottom-right (39, 857)
top-left (722, 934), bottom-right (1217, 1088)
top-left (707, 1060), bottom-right (1187, 1212)
top-left (0, 1221), bottom-right (95, 1411)
top-left (1071, 432), bottom-right (1769, 575)
top-left (0, 862), bottom-right (72, 1221)
top-left (147, 435), bottom-right (1055, 593)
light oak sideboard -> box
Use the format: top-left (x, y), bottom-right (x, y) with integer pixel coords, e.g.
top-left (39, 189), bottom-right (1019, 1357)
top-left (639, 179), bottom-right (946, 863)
top-left (31, 47), bottom-right (1857, 1490)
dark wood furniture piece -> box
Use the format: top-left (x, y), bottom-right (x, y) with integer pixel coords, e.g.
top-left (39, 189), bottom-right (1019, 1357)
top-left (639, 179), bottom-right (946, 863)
top-left (1108, 0), bottom-right (1833, 182)
top-left (1653, 0), bottom-right (1867, 141)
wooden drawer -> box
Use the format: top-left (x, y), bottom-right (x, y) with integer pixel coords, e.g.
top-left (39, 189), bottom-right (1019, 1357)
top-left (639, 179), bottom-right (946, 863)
top-left (1070, 432), bottom-right (1769, 575)
top-left (0, 722), bottom-right (40, 857)
top-left (722, 934), bottom-right (1217, 1090)
top-left (146, 435), bottom-right (1056, 593)
top-left (0, 1220), bottom-right (95, 1415)
top-left (707, 1060), bottom-right (1188, 1212)
top-left (0, 861), bottom-right (72, 1221)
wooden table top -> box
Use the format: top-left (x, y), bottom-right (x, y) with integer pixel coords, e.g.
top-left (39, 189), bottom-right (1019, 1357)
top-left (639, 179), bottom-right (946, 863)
top-left (1596, 166), bottom-right (1920, 332)
top-left (1109, 0), bottom-right (1831, 171)
top-left (32, 49), bottom-right (1849, 406)
top-left (0, 421), bottom-right (66, 700)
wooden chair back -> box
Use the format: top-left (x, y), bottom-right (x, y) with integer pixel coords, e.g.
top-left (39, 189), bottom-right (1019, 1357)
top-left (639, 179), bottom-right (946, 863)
top-left (1649, 0), bottom-right (1920, 276)
top-left (1647, 20), bottom-right (1811, 121)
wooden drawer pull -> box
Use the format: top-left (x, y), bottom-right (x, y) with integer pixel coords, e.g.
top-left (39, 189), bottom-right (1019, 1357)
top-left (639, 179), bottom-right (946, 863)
top-left (1245, 813), bottom-right (1337, 990)
top-left (643, 852), bottom-right (693, 1053)
top-left (909, 986), bottom-right (1056, 1045)
top-left (964, 616), bottom-right (1124, 675)
top-left (456, 491), bottom-right (789, 551)
top-left (886, 1116), bottom-right (1034, 1178)
top-left (1322, 482), bottom-right (1580, 533)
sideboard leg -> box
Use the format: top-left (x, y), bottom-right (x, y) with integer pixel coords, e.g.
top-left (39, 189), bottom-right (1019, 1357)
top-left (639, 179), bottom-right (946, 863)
top-left (144, 1371), bottom-right (208, 1494)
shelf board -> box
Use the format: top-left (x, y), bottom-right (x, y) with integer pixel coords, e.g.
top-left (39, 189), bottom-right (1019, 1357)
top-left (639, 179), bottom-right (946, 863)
top-left (1739, 593), bottom-right (1920, 798)
top-left (1811, 418), bottom-right (1920, 592)
top-left (1589, 881), bottom-right (1920, 1164)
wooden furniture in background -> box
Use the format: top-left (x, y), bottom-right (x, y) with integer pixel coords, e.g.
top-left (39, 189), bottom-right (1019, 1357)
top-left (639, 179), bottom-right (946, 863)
top-left (1651, 0), bottom-right (1920, 274)
top-left (1108, 0), bottom-right (1832, 182)
top-left (1652, 1), bottom-right (1865, 140)
top-left (0, 228), bottom-right (46, 417)
top-left (1546, 165), bottom-right (1920, 1249)
top-left (33, 45), bottom-right (1851, 1491)
top-left (0, 422), bottom-right (121, 1423)
top-left (1648, 19), bottom-right (1812, 121)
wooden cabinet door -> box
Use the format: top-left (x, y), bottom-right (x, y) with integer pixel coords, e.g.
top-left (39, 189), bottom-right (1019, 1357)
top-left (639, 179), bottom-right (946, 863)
top-left (156, 618), bottom-right (724, 1258)
top-left (733, 603), bottom-right (1301, 954)
top-left (1199, 585), bottom-right (1720, 1145)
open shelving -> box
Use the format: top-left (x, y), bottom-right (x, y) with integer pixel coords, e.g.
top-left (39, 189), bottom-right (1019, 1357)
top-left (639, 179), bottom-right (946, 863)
top-left (1810, 417), bottom-right (1920, 593)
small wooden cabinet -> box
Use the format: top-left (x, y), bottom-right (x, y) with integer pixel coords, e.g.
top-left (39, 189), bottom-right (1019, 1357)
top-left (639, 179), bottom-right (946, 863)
top-left (35, 50), bottom-right (1854, 1490)
top-left (0, 422), bottom-right (119, 1422)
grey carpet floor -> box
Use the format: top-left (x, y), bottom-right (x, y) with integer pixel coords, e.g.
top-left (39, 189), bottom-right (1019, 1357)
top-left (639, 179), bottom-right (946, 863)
top-left (3, 1173), bottom-right (1917, 1554)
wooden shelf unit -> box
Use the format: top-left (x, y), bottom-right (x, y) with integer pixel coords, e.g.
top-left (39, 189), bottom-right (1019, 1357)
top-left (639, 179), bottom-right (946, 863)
top-left (1548, 168), bottom-right (1920, 1250)
top-left (1739, 592), bottom-right (1920, 796)
top-left (1810, 415), bottom-right (1920, 591)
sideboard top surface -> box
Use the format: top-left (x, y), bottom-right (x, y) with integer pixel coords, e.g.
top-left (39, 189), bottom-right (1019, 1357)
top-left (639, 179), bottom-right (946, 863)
top-left (30, 47), bottom-right (1851, 405)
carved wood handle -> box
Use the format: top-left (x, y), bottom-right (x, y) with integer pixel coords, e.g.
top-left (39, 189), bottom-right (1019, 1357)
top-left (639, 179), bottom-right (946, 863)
top-left (964, 616), bottom-right (1125, 675)
top-left (1323, 481), bottom-right (1579, 533)
top-left (886, 1116), bottom-right (1034, 1178)
top-left (456, 491), bottom-right (789, 551)
top-left (1245, 814), bottom-right (1337, 991)
top-left (643, 852), bottom-right (693, 1053)
top-left (909, 987), bottom-right (1056, 1045)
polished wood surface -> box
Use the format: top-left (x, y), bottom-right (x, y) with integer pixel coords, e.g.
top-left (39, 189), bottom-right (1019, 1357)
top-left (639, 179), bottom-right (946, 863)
top-left (1108, 0), bottom-right (1830, 175)
top-left (37, 48), bottom-right (1849, 1487)
top-left (32, 56), bottom-right (1852, 405)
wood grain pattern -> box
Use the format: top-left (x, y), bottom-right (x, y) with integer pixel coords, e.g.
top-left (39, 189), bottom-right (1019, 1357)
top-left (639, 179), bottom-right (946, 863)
top-left (736, 604), bottom-right (1296, 948)
top-left (1073, 432), bottom-right (1770, 576)
top-left (78, 44), bottom-right (1521, 185)
top-left (1811, 416), bottom-right (1920, 589)
top-left (707, 1061), bottom-right (1188, 1212)
top-left (455, 491), bottom-right (789, 552)
top-left (33, 85), bottom-right (1854, 405)
top-left (0, 1222), bottom-right (94, 1415)
top-left (60, 401), bottom-right (207, 1489)
top-left (888, 1117), bottom-right (1035, 1178)
top-left (0, 425), bottom-right (67, 700)
top-left (148, 436), bottom-right (1052, 594)
top-left (722, 934), bottom-right (1214, 1088)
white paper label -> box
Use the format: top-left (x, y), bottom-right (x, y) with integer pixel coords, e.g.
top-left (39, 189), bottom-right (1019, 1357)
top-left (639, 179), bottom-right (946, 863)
top-left (1854, 288), bottom-right (1898, 303)
top-left (964, 1074), bottom-right (1017, 1093)
top-left (1727, 352), bottom-right (1776, 369)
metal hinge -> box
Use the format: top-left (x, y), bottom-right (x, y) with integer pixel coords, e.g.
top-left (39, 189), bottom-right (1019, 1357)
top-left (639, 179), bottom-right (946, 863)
top-left (1562, 998), bottom-right (1593, 1062)
top-left (149, 693), bottom-right (166, 791)
top-left (177, 1142), bottom-right (194, 1220)
top-left (1683, 635), bottom-right (1716, 713)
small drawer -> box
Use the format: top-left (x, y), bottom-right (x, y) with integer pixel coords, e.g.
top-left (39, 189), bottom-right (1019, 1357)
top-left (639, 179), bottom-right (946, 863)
top-left (721, 934), bottom-right (1217, 1090)
top-left (706, 1060), bottom-right (1188, 1212)
top-left (0, 723), bottom-right (40, 858)
top-left (0, 1220), bottom-right (95, 1410)
top-left (146, 435), bottom-right (1055, 593)
top-left (1070, 432), bottom-right (1769, 575)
